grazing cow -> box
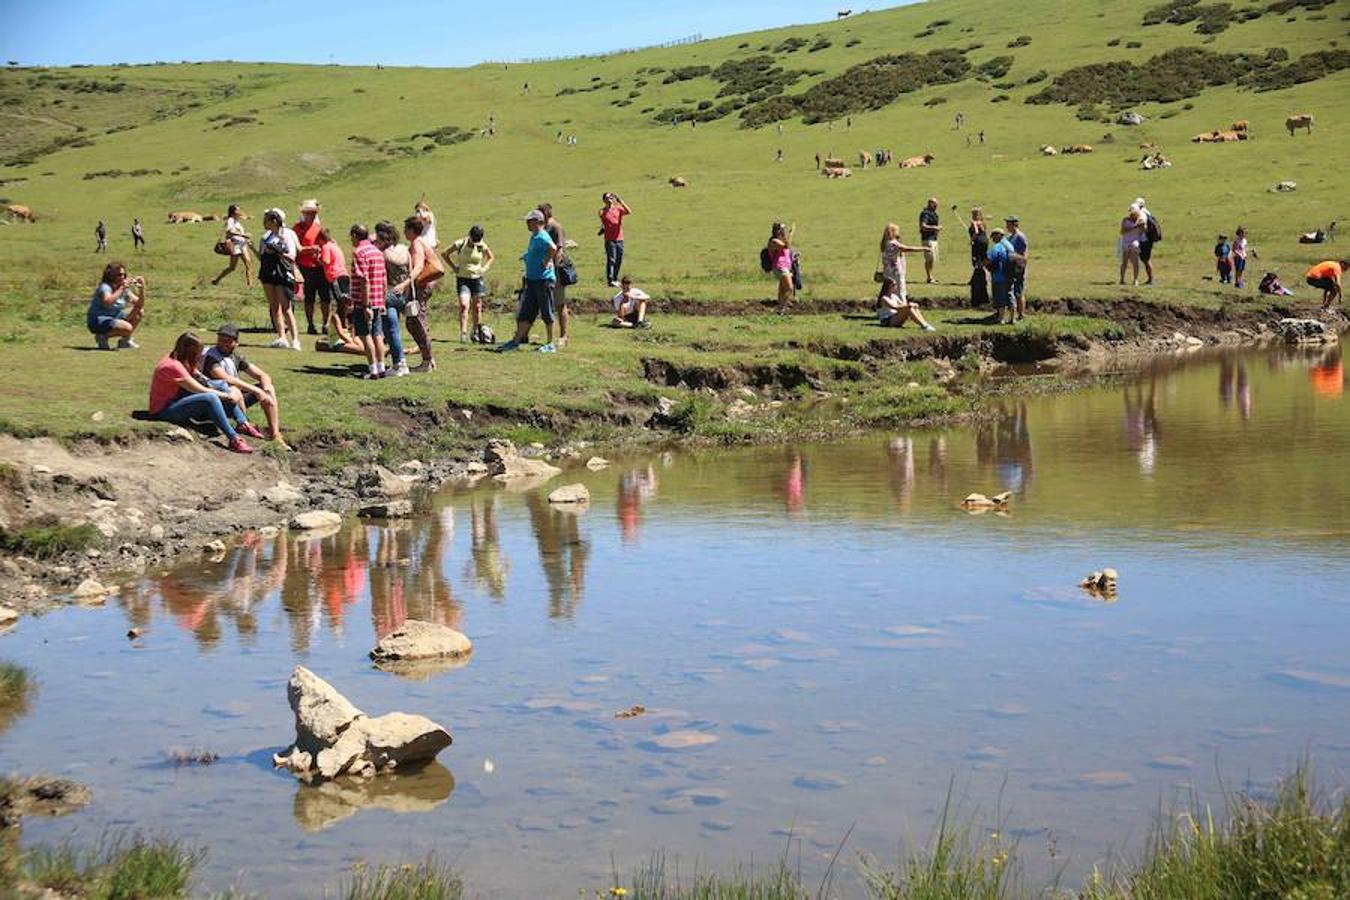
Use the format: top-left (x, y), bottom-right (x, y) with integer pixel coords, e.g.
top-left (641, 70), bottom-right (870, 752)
top-left (166, 211), bottom-right (205, 223)
top-left (898, 153), bottom-right (935, 168)
top-left (1039, 144), bottom-right (1058, 156)
top-left (822, 157), bottom-right (847, 169)
top-left (1140, 153), bottom-right (1172, 170)
top-left (837, 9), bottom-right (852, 18)
top-left (1230, 119), bottom-right (1249, 133)
top-left (669, 176), bottom-right (688, 188)
top-left (1286, 113), bottom-right (1313, 136)
top-left (1061, 144), bottom-right (1094, 154)
top-left (4, 203), bottom-right (35, 222)
top-left (858, 150), bottom-right (873, 168)
top-left (823, 166), bottom-right (852, 178)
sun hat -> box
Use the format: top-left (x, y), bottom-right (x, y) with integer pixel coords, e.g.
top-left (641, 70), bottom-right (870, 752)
top-left (299, 198), bottom-right (320, 213)
top-left (990, 226), bottom-right (1006, 237)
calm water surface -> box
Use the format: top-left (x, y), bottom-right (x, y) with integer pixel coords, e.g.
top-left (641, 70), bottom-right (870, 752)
top-left (3, 344), bottom-right (1349, 897)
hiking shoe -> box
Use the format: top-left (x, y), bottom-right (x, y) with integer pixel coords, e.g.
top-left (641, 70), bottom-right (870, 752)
top-left (117, 337), bottom-right (139, 349)
top-left (268, 337), bottom-right (289, 349)
top-left (392, 362), bottom-right (411, 377)
top-left (536, 343), bottom-right (556, 353)
top-left (636, 320), bottom-right (652, 329)
top-left (290, 338), bottom-right (303, 351)
top-left (95, 334), bottom-right (113, 351)
top-left (228, 436), bottom-right (255, 454)
top-left (239, 422), bottom-right (266, 440)
top-left (497, 340), bottom-right (521, 353)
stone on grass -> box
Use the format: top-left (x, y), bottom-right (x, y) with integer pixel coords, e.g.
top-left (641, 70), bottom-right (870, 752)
top-left (291, 510), bottom-right (342, 530)
top-left (275, 666), bottom-right (452, 783)
top-left (547, 483), bottom-right (590, 505)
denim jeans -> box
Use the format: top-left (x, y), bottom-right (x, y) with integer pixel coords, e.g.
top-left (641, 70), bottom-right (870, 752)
top-left (152, 392), bottom-right (241, 441)
top-left (604, 239), bottom-right (624, 284)
top-left (384, 306), bottom-right (404, 365)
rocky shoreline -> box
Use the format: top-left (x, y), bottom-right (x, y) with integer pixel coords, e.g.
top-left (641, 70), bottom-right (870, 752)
top-left (0, 302), bottom-right (1341, 619)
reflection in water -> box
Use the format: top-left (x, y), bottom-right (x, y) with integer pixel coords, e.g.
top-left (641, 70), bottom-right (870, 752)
top-left (977, 401), bottom-right (1034, 493)
top-left (1123, 380), bottom-right (1162, 475)
top-left (524, 493), bottom-right (590, 619)
top-left (368, 511), bottom-right (461, 640)
top-left (617, 464), bottom-right (658, 543)
top-left (887, 437), bottom-right (915, 511)
top-left (1218, 358), bottom-right (1254, 421)
top-left (292, 762), bottom-right (455, 832)
top-left (465, 496), bottom-right (509, 599)
top-left (782, 451), bottom-right (806, 517)
top-left (1310, 347), bottom-right (1344, 399)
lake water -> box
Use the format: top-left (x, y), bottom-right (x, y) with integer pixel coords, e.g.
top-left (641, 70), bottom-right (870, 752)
top-left (3, 343), bottom-right (1349, 897)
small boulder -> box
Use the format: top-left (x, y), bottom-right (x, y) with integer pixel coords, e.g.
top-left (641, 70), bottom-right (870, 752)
top-left (1272, 181), bottom-right (1297, 192)
top-left (72, 577), bottom-right (108, 600)
top-left (163, 426), bottom-right (195, 443)
top-left (359, 500), bottom-right (414, 519)
top-left (1116, 110), bottom-right (1144, 126)
top-left (0, 605), bottom-right (17, 627)
top-left (263, 482), bottom-right (305, 506)
top-left (291, 510), bottom-right (343, 530)
top-left (357, 465), bottom-right (410, 499)
top-left (1080, 568), bottom-right (1119, 594)
top-left (1277, 318), bottom-right (1328, 344)
top-left (547, 484), bottom-right (591, 505)
top-left (585, 456), bottom-right (610, 471)
top-left (370, 620), bottom-right (472, 662)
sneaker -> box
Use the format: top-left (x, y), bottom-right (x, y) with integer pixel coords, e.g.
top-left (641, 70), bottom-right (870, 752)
top-left (290, 338), bottom-right (303, 351)
top-left (922, 324), bottom-right (937, 332)
top-left (460, 331), bottom-right (469, 343)
top-left (392, 362), bottom-right (411, 377)
top-left (239, 422), bottom-right (266, 440)
top-left (410, 359), bottom-right (436, 373)
top-left (228, 436), bottom-right (255, 454)
top-left (536, 343), bottom-right (556, 353)
top-left (117, 337), bottom-right (139, 349)
top-left (268, 337), bottom-right (289, 349)
top-left (607, 280), bottom-right (619, 288)
top-left (95, 334), bottom-right (113, 351)
top-left (497, 340), bottom-right (521, 353)
top-left (636, 320), bottom-right (652, 329)
top-left (363, 371), bottom-right (383, 380)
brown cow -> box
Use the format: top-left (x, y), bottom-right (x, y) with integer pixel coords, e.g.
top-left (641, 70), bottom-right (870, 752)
top-left (898, 153), bottom-right (935, 168)
top-left (1230, 119), bottom-right (1249, 133)
top-left (1060, 144), bottom-right (1094, 154)
top-left (166, 211), bottom-right (205, 224)
top-left (669, 176), bottom-right (688, 188)
top-left (822, 157), bottom-right (847, 169)
top-left (1286, 113), bottom-right (1313, 136)
top-left (4, 203), bottom-right (35, 222)
top-left (1039, 144), bottom-right (1058, 156)
top-left (823, 166), bottom-right (853, 179)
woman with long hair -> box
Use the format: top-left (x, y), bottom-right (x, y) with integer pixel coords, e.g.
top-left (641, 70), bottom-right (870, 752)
top-left (878, 221), bottom-right (926, 301)
top-left (258, 208), bottom-right (301, 349)
top-left (1119, 204), bottom-right (1147, 287)
top-left (211, 204), bottom-right (254, 287)
top-left (767, 221), bottom-right (795, 312)
top-left (86, 261), bottom-right (145, 350)
top-left (147, 331), bottom-right (255, 453)
top-left (952, 206), bottom-right (989, 307)
top-left (374, 220), bottom-right (410, 377)
top-left (397, 214), bottom-right (442, 371)
top-left (877, 276), bottom-right (936, 330)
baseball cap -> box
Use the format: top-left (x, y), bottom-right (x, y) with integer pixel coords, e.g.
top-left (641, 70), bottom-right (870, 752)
top-left (524, 210), bottom-right (545, 223)
top-left (1004, 215), bottom-right (1019, 224)
top-left (216, 324), bottom-right (240, 340)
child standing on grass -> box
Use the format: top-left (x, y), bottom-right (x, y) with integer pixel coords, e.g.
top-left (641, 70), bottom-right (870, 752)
top-left (1214, 234), bottom-right (1233, 285)
top-left (1232, 226), bottom-right (1255, 289)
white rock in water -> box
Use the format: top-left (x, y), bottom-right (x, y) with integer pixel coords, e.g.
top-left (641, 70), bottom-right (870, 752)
top-left (291, 510), bottom-right (342, 530)
top-left (585, 456), bottom-right (610, 471)
top-left (72, 578), bottom-right (107, 599)
top-left (0, 605), bottom-right (18, 625)
top-left (547, 484), bottom-right (591, 504)
top-left (370, 620), bottom-right (472, 661)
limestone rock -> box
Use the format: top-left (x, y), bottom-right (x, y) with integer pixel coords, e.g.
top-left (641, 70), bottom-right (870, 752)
top-left (547, 483), bottom-right (590, 505)
top-left (288, 665), bottom-right (365, 755)
top-left (356, 712), bottom-right (453, 771)
top-left (1080, 568), bottom-right (1120, 594)
top-left (163, 425), bottom-right (195, 443)
top-left (585, 456), bottom-right (610, 471)
top-left (1116, 110), bottom-right (1144, 126)
top-left (359, 500), bottom-right (414, 519)
top-left (484, 440), bottom-right (561, 482)
top-left (263, 482), bottom-right (305, 506)
top-left (72, 577), bottom-right (108, 600)
top-left (357, 465), bottom-right (411, 498)
top-left (293, 762), bottom-right (454, 832)
top-left (370, 620), bottom-right (473, 662)
top-left (1277, 318), bottom-right (1329, 344)
top-left (398, 460), bottom-right (425, 474)
top-left (960, 492), bottom-right (1009, 510)
top-left (291, 510), bottom-right (343, 530)
top-left (0, 605), bottom-right (17, 626)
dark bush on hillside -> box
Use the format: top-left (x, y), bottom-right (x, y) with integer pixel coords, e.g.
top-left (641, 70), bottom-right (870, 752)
top-left (1142, 0), bottom-right (1239, 33)
top-left (1246, 48), bottom-right (1350, 89)
top-left (928, 18), bottom-right (952, 27)
top-left (924, 96), bottom-right (949, 106)
top-left (1107, 37), bottom-right (1122, 45)
top-left (914, 30), bottom-right (936, 38)
top-left (697, 100), bottom-right (713, 110)
top-left (740, 48), bottom-right (970, 127)
top-left (975, 56), bottom-right (1014, 79)
top-left (993, 81), bottom-right (1016, 90)
top-left (711, 55), bottom-right (805, 98)
top-left (809, 38), bottom-right (832, 52)
top-left (966, 42), bottom-right (984, 51)
top-left (775, 37), bottom-right (809, 53)
top-left (661, 65), bottom-right (711, 84)
top-left (991, 94), bottom-right (1010, 102)
top-left (846, 38), bottom-right (861, 47)
top-left (82, 168), bottom-right (162, 181)
top-left (1266, 47), bottom-right (1290, 61)
top-left (1025, 69), bottom-right (1048, 83)
top-left (737, 42), bottom-right (750, 49)
top-left (1126, 40), bottom-right (1144, 48)
top-left (1007, 36), bottom-right (1032, 48)
top-left (1267, 0), bottom-right (1335, 11)
top-left (1076, 103), bottom-right (1100, 120)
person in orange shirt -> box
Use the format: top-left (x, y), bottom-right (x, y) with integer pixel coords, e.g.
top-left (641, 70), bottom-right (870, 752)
top-left (1306, 259), bottom-right (1346, 309)
top-left (295, 199), bottom-right (328, 335)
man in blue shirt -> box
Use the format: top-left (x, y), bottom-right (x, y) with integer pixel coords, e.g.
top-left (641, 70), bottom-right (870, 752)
top-left (1005, 215), bottom-right (1029, 321)
top-left (499, 210), bottom-right (559, 353)
top-left (986, 226), bottom-right (1016, 325)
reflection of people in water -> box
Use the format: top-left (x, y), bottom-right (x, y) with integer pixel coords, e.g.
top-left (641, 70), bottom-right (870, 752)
top-left (367, 512), bottom-right (463, 640)
top-left (1122, 380), bottom-right (1161, 475)
top-left (887, 436), bottom-right (916, 511)
top-left (525, 490), bottom-right (590, 619)
top-left (465, 496), bottom-right (510, 599)
top-left (1217, 358), bottom-right (1253, 421)
top-left (1310, 346), bottom-right (1344, 398)
top-left (927, 435), bottom-right (948, 483)
top-left (975, 401), bottom-right (1034, 493)
top-left (782, 451), bottom-right (806, 516)
top-left (617, 463), bottom-right (658, 543)
top-left (156, 530), bottom-right (287, 648)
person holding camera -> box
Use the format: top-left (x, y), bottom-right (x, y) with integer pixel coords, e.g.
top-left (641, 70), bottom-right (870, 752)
top-left (86, 261), bottom-right (146, 350)
top-left (598, 192), bottom-right (632, 287)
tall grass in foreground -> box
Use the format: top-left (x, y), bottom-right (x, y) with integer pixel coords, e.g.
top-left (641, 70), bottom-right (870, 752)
top-left (19, 833), bottom-right (201, 899)
top-left (626, 851), bottom-right (820, 899)
top-left (0, 661), bottom-right (33, 733)
top-left (334, 859), bottom-right (464, 900)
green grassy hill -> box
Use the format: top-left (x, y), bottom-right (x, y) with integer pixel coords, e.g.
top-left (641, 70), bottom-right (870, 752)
top-left (0, 0), bottom-right (1346, 445)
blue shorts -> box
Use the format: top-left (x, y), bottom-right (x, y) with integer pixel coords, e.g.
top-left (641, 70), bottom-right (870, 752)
top-left (457, 276), bottom-right (486, 297)
top-left (517, 279), bottom-right (555, 325)
top-left (350, 306), bottom-right (384, 338)
top-left (992, 281), bottom-right (1013, 309)
top-left (88, 310), bottom-right (128, 334)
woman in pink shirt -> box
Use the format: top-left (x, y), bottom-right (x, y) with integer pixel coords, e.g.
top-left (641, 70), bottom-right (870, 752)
top-left (148, 331), bottom-right (255, 453)
top-left (766, 221), bottom-right (795, 312)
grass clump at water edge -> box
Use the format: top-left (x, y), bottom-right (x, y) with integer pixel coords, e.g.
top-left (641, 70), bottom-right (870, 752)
top-left (17, 833), bottom-right (201, 899)
top-left (335, 858), bottom-right (464, 900)
top-left (0, 520), bottom-right (102, 560)
top-left (0, 661), bottom-right (34, 733)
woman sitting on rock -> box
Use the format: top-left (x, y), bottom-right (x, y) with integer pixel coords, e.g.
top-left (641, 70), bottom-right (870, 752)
top-left (147, 331), bottom-right (256, 454)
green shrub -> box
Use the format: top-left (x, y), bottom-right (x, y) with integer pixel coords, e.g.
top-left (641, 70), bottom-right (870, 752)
top-left (975, 56), bottom-right (1014, 79)
top-left (774, 37), bottom-right (809, 53)
top-left (1024, 69), bottom-right (1048, 84)
top-left (338, 859), bottom-right (464, 900)
top-left (660, 65), bottom-right (711, 84)
top-left (1007, 35), bottom-right (1032, 48)
top-left (0, 520), bottom-right (101, 559)
top-left (924, 96), bottom-right (949, 106)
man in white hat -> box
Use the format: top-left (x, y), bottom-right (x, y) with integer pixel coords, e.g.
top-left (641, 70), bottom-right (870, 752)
top-left (294, 199), bottom-right (327, 335)
top-left (497, 209), bottom-right (558, 353)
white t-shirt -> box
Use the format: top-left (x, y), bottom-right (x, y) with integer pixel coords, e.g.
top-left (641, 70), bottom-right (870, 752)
top-left (612, 287), bottom-right (649, 312)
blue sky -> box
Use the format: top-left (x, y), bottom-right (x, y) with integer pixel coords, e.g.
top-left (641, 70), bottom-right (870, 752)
top-left (1, 1), bottom-right (914, 68)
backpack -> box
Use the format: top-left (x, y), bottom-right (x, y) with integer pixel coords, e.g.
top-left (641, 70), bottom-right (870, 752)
top-left (759, 246), bottom-right (773, 273)
top-left (1145, 214), bottom-right (1162, 243)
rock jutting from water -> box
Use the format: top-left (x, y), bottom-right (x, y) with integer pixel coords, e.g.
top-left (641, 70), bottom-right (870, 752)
top-left (484, 439), bottom-right (561, 483)
top-left (370, 620), bottom-right (473, 664)
top-left (273, 666), bottom-right (452, 783)
top-left (547, 483), bottom-right (590, 505)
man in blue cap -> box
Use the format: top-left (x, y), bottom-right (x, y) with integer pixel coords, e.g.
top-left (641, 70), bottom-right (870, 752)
top-left (1005, 215), bottom-right (1029, 321)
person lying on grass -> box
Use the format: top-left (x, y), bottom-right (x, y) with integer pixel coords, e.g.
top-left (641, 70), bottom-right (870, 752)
top-left (147, 331), bottom-right (255, 454)
top-left (877, 277), bottom-right (936, 331)
top-left (201, 324), bottom-right (291, 450)
top-left (610, 276), bottom-right (651, 329)
top-left (87, 261), bottom-right (145, 350)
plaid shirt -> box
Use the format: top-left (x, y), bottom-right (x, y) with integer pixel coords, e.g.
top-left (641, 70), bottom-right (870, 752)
top-left (350, 240), bottom-right (386, 309)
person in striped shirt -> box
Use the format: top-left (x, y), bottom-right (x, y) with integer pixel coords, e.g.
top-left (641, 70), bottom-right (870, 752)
top-left (348, 223), bottom-right (388, 379)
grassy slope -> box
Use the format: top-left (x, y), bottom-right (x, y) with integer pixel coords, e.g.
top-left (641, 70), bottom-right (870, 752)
top-left (0, 0), bottom-right (1345, 443)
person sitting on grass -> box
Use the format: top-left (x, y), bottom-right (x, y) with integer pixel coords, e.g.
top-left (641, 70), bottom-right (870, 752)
top-left (877, 277), bottom-right (936, 331)
top-left (1306, 259), bottom-right (1347, 309)
top-left (87, 262), bottom-right (146, 351)
top-left (611, 276), bottom-right (651, 329)
top-left (201, 324), bottom-right (290, 450)
top-left (147, 332), bottom-right (254, 454)
top-left (497, 209), bottom-right (558, 353)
